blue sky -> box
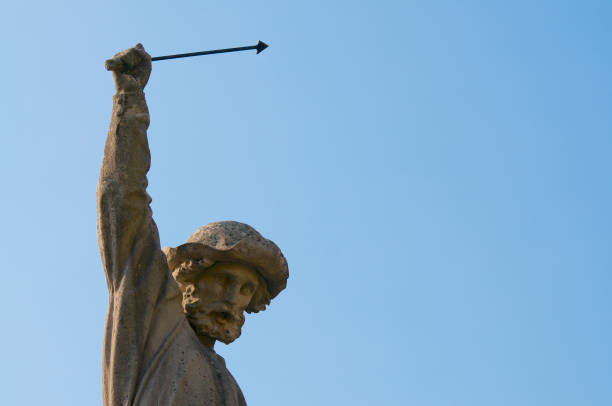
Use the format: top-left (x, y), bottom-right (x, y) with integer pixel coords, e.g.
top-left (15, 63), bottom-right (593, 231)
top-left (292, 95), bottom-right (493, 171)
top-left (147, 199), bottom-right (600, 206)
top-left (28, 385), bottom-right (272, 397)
top-left (1, 1), bottom-right (610, 405)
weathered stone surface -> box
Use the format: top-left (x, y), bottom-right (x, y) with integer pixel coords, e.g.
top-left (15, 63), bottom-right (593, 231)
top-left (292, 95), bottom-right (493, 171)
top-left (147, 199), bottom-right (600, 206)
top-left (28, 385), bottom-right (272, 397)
top-left (98, 44), bottom-right (288, 406)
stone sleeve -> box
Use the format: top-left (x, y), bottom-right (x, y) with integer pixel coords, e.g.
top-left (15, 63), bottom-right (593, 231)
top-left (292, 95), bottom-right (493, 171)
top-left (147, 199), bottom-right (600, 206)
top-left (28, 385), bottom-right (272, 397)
top-left (96, 91), bottom-right (159, 292)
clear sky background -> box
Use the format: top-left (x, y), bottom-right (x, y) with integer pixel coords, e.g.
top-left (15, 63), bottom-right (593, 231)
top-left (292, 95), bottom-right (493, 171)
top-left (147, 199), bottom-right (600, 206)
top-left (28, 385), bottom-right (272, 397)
top-left (1, 1), bottom-right (610, 405)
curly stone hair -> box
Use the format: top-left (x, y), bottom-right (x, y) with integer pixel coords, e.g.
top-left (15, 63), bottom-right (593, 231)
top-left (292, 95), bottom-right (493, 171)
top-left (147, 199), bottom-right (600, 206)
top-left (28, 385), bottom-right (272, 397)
top-left (171, 258), bottom-right (271, 314)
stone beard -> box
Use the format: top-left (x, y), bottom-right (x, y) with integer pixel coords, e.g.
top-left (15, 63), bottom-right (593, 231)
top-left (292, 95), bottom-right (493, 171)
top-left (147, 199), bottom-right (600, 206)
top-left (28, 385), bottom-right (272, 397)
top-left (187, 299), bottom-right (246, 344)
top-left (98, 44), bottom-right (288, 406)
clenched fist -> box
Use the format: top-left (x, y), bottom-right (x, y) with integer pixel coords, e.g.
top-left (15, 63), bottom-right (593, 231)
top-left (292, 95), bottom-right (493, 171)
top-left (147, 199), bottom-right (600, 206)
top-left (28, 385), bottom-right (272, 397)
top-left (105, 43), bottom-right (152, 94)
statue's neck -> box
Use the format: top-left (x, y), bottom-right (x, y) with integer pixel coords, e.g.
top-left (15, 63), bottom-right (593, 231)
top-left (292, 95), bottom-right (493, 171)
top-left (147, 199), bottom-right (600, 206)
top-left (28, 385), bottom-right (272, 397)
top-left (198, 334), bottom-right (216, 350)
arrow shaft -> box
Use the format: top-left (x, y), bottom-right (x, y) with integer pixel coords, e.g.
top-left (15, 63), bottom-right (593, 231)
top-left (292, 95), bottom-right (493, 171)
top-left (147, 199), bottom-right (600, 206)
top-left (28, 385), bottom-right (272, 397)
top-left (152, 45), bottom-right (257, 61)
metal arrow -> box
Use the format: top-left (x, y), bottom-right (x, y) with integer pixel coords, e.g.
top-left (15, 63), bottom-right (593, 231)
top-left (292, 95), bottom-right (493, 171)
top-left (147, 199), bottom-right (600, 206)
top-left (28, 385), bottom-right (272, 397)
top-left (151, 40), bottom-right (269, 62)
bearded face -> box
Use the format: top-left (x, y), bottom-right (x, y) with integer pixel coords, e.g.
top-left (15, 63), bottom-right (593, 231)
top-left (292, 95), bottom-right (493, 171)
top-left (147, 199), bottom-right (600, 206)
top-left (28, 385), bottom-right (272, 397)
top-left (182, 263), bottom-right (260, 345)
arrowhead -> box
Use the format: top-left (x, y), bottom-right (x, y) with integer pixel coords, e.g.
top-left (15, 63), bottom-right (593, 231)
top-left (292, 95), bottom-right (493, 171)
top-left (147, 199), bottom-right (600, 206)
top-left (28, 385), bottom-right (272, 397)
top-left (256, 40), bottom-right (269, 54)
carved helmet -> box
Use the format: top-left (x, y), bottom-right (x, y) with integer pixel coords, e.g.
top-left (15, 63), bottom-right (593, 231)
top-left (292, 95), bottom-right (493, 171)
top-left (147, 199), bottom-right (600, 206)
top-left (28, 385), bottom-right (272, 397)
top-left (163, 221), bottom-right (289, 300)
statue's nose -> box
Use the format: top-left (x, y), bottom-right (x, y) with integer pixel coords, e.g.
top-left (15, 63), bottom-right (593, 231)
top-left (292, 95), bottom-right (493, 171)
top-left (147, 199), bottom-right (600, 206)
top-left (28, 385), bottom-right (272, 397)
top-left (224, 284), bottom-right (241, 304)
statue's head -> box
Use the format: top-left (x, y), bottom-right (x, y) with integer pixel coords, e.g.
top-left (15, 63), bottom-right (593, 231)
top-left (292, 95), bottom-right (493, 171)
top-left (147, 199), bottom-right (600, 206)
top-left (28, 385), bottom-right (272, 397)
top-left (163, 221), bottom-right (289, 346)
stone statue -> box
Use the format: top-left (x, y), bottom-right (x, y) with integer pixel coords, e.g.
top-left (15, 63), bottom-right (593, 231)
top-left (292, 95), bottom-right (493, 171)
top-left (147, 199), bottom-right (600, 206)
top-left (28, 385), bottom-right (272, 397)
top-left (98, 44), bottom-right (289, 406)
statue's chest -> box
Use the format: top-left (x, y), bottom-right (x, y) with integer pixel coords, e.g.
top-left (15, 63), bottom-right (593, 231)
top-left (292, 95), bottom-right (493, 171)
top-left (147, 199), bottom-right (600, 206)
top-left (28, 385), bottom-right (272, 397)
top-left (135, 321), bottom-right (246, 406)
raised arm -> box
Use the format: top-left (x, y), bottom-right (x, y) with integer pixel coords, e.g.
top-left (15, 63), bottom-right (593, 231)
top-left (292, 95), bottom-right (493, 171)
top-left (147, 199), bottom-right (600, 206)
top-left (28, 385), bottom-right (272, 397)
top-left (97, 44), bottom-right (158, 292)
